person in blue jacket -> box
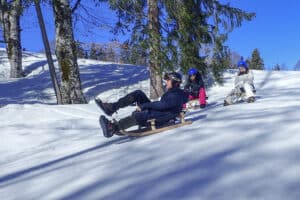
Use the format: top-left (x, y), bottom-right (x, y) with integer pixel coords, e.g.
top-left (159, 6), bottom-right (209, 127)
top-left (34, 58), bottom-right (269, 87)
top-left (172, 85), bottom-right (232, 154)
top-left (96, 72), bottom-right (189, 138)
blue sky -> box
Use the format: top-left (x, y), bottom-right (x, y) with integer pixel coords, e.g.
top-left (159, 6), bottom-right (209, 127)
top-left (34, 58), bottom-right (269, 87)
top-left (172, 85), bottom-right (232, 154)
top-left (226, 0), bottom-right (300, 69)
top-left (2, 1), bottom-right (300, 70)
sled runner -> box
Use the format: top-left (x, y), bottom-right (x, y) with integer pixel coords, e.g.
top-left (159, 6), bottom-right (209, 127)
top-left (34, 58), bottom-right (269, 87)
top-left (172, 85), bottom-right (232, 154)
top-left (116, 112), bottom-right (192, 137)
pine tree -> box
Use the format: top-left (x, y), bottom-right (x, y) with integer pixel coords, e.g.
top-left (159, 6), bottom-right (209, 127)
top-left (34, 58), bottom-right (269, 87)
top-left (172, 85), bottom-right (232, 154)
top-left (119, 42), bottom-right (130, 64)
top-left (294, 60), bottom-right (300, 71)
top-left (246, 59), bottom-right (251, 68)
top-left (105, 46), bottom-right (116, 62)
top-left (273, 64), bottom-right (281, 71)
top-left (75, 41), bottom-right (86, 59)
top-left (108, 0), bottom-right (165, 98)
top-left (107, 0), bottom-right (255, 91)
top-left (164, 0), bottom-right (255, 79)
top-left (250, 48), bottom-right (264, 70)
top-left (210, 36), bottom-right (231, 83)
top-left (122, 42), bottom-right (147, 66)
top-left (89, 43), bottom-right (98, 60)
top-left (148, 0), bottom-right (164, 98)
top-left (164, 0), bottom-right (210, 75)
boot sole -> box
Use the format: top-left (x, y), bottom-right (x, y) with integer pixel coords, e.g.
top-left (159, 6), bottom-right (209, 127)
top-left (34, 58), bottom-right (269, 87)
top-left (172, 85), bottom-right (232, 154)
top-left (99, 115), bottom-right (113, 138)
top-left (247, 97), bottom-right (255, 103)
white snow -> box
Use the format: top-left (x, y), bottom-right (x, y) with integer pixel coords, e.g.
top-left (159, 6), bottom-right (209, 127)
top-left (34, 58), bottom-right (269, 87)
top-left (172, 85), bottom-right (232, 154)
top-left (1, 49), bottom-right (300, 200)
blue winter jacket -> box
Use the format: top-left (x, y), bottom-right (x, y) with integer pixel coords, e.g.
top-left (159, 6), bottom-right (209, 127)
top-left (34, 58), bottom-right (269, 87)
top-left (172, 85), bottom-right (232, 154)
top-left (134, 88), bottom-right (189, 126)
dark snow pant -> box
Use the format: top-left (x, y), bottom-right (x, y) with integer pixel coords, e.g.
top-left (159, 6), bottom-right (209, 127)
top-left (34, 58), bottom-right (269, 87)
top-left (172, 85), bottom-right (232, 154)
top-left (114, 90), bottom-right (151, 109)
top-left (114, 90), bottom-right (177, 130)
top-left (112, 90), bottom-right (151, 130)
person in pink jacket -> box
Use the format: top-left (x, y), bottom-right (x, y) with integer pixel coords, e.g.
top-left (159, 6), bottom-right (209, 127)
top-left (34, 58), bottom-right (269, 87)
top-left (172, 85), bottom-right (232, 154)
top-left (184, 68), bottom-right (207, 108)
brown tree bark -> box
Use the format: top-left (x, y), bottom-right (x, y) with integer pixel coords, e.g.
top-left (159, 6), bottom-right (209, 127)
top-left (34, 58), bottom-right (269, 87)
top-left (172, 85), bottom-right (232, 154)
top-left (0, 0), bottom-right (22, 78)
top-left (53, 0), bottom-right (86, 104)
top-left (147, 0), bottom-right (164, 99)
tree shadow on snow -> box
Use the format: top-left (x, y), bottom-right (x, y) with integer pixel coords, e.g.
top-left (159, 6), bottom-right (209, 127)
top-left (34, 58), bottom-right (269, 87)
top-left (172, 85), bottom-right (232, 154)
top-left (2, 104), bottom-right (300, 199)
top-left (0, 62), bottom-right (149, 106)
top-left (58, 141), bottom-right (251, 200)
top-left (0, 67), bottom-right (56, 105)
top-left (22, 60), bottom-right (49, 76)
top-left (80, 64), bottom-right (149, 101)
top-left (0, 136), bottom-right (130, 186)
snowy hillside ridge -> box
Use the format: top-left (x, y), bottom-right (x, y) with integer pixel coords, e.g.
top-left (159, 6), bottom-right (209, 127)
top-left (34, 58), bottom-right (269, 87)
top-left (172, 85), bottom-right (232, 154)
top-left (0, 49), bottom-right (149, 105)
top-left (1, 51), bottom-right (300, 200)
top-left (0, 48), bottom-right (10, 78)
top-left (0, 48), bottom-right (48, 78)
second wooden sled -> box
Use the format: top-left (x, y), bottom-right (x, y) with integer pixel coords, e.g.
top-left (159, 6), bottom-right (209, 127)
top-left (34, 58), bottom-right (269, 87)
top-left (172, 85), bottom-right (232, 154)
top-left (117, 112), bottom-right (193, 137)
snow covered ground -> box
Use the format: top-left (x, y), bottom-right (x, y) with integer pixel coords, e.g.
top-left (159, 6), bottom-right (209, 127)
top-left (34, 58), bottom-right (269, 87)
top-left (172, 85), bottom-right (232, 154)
top-left (1, 49), bottom-right (300, 200)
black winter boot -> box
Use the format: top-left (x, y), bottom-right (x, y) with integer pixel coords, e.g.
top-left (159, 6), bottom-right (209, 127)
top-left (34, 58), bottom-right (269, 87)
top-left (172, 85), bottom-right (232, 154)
top-left (247, 96), bottom-right (255, 103)
top-left (99, 115), bottom-right (119, 138)
top-left (95, 99), bottom-right (116, 116)
top-left (200, 104), bottom-right (206, 109)
top-left (223, 100), bottom-right (230, 106)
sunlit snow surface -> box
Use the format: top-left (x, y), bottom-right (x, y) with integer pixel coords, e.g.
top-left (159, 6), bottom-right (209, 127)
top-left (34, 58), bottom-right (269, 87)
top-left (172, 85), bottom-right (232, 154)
top-left (1, 49), bottom-right (300, 200)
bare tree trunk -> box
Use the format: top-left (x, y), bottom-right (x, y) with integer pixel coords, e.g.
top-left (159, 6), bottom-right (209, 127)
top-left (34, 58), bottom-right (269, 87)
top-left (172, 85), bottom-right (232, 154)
top-left (147, 0), bottom-right (164, 99)
top-left (0, 0), bottom-right (22, 78)
top-left (34, 0), bottom-right (62, 104)
top-left (53, 0), bottom-right (86, 104)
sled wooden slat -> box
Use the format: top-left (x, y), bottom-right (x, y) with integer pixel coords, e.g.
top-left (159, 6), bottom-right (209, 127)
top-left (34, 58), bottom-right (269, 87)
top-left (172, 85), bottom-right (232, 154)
top-left (147, 119), bottom-right (156, 130)
top-left (119, 120), bottom-right (193, 137)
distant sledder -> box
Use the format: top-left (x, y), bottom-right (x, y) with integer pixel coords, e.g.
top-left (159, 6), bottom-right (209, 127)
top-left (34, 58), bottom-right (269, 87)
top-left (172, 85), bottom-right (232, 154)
top-left (95, 72), bottom-right (191, 138)
top-left (183, 68), bottom-right (207, 109)
top-left (224, 59), bottom-right (256, 106)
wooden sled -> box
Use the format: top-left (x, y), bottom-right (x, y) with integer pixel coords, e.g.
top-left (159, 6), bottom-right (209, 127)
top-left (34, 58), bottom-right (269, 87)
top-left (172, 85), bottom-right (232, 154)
top-left (117, 112), bottom-right (192, 137)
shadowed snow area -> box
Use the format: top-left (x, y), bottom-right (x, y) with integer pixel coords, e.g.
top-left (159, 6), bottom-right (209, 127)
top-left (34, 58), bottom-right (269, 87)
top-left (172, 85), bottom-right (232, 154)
top-left (1, 49), bottom-right (300, 200)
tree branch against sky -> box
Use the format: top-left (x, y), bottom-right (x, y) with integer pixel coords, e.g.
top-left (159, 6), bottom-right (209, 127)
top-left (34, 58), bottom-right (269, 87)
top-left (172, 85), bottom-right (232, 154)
top-left (16, 0), bottom-right (118, 53)
top-left (4, 1), bottom-right (300, 70)
top-left (71, 0), bottom-right (81, 13)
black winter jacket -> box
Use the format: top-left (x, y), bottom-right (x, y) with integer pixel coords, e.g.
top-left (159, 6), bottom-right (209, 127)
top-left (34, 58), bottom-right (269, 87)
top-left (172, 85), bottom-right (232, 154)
top-left (134, 88), bottom-right (189, 125)
top-left (184, 72), bottom-right (204, 97)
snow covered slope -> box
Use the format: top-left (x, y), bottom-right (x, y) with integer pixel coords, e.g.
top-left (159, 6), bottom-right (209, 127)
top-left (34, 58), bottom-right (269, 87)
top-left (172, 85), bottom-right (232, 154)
top-left (1, 50), bottom-right (300, 200)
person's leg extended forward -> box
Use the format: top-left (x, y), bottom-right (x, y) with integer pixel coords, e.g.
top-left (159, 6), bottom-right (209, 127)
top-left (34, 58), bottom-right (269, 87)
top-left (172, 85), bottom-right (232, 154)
top-left (100, 111), bottom-right (146, 138)
top-left (96, 90), bottom-right (151, 115)
top-left (117, 90), bottom-right (151, 108)
top-left (224, 88), bottom-right (240, 106)
top-left (243, 83), bottom-right (255, 102)
top-left (199, 87), bottom-right (207, 108)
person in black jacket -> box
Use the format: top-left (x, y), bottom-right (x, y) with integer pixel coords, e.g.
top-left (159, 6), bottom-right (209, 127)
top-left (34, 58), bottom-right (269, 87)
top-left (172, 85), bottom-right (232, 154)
top-left (184, 68), bottom-right (207, 108)
top-left (95, 72), bottom-right (189, 138)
